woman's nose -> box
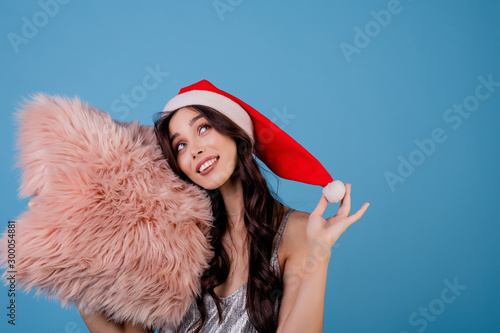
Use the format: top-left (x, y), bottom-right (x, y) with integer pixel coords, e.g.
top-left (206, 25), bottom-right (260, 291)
top-left (191, 146), bottom-right (204, 158)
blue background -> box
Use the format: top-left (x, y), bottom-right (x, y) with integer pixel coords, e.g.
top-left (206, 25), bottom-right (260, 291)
top-left (1, 0), bottom-right (499, 332)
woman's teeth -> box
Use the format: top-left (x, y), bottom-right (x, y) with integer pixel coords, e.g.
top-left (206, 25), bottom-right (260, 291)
top-left (199, 157), bottom-right (218, 172)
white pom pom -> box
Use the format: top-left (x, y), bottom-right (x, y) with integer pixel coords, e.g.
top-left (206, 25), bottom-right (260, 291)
top-left (322, 180), bottom-right (346, 203)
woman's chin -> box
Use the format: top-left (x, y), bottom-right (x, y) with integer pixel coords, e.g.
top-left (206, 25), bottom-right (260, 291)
top-left (190, 162), bottom-right (238, 191)
top-left (200, 173), bottom-right (236, 191)
top-left (195, 176), bottom-right (226, 191)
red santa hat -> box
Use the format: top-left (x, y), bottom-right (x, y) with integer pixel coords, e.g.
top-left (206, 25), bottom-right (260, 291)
top-left (163, 79), bottom-right (345, 203)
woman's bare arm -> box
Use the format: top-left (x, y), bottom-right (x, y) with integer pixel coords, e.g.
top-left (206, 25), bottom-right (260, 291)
top-left (78, 306), bottom-right (125, 333)
top-left (275, 212), bottom-right (329, 333)
top-left (276, 184), bottom-right (369, 333)
top-left (77, 306), bottom-right (149, 333)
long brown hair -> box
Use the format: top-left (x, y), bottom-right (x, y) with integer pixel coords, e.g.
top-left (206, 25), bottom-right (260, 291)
top-left (153, 105), bottom-right (286, 332)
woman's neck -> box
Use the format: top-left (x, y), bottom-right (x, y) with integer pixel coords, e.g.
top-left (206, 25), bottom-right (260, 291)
top-left (219, 174), bottom-right (246, 233)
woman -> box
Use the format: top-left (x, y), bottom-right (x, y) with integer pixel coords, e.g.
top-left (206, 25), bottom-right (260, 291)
top-left (78, 80), bottom-right (369, 333)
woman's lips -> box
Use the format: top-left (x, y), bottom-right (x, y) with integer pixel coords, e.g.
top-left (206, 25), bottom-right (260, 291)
top-left (196, 155), bottom-right (218, 173)
top-left (196, 155), bottom-right (220, 175)
top-left (198, 156), bottom-right (219, 175)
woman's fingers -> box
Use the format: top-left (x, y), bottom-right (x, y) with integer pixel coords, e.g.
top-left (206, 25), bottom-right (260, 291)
top-left (344, 202), bottom-right (370, 227)
top-left (28, 198), bottom-right (36, 208)
top-left (311, 194), bottom-right (328, 217)
top-left (337, 183), bottom-right (352, 217)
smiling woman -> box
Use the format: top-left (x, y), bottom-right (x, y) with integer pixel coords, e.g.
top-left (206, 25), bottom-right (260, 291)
top-left (144, 80), bottom-right (369, 333)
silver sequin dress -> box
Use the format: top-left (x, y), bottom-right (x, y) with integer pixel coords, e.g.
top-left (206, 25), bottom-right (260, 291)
top-left (161, 209), bottom-right (294, 333)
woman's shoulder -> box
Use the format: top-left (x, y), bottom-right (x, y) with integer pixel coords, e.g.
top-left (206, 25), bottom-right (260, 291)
top-left (284, 207), bottom-right (310, 226)
top-left (279, 207), bottom-right (311, 260)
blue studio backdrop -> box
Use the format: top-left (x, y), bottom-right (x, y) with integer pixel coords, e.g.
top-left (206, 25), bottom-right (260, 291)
top-left (1, 1), bottom-right (499, 332)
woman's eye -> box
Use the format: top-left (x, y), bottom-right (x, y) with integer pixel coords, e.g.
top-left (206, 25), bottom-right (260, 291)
top-left (199, 124), bottom-right (211, 134)
top-left (176, 142), bottom-right (186, 151)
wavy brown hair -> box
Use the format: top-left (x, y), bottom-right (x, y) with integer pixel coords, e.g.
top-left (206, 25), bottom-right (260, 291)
top-left (153, 105), bottom-right (287, 333)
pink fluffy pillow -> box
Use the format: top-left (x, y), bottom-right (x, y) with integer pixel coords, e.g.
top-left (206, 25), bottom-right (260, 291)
top-left (0, 94), bottom-right (214, 331)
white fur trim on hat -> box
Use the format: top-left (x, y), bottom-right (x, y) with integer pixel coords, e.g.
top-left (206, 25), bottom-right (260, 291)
top-left (163, 90), bottom-right (255, 142)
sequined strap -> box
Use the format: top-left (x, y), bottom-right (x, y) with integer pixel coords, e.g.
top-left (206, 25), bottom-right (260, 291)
top-left (270, 208), bottom-right (294, 276)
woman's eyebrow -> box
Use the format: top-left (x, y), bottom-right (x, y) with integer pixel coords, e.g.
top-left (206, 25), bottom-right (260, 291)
top-left (169, 114), bottom-right (205, 142)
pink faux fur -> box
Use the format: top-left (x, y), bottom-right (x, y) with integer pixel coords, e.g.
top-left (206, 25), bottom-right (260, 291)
top-left (0, 94), bottom-right (214, 331)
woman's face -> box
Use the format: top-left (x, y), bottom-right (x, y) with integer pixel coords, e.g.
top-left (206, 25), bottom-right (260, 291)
top-left (168, 107), bottom-right (238, 190)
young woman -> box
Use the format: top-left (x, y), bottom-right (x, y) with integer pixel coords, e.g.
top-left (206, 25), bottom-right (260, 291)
top-left (78, 80), bottom-right (369, 333)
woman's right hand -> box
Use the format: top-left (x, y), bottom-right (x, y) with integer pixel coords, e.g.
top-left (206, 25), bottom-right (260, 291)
top-left (307, 183), bottom-right (369, 249)
top-left (77, 305), bottom-right (149, 333)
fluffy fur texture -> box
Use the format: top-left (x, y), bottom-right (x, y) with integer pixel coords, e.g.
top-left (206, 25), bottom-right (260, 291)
top-left (0, 94), bottom-right (214, 331)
